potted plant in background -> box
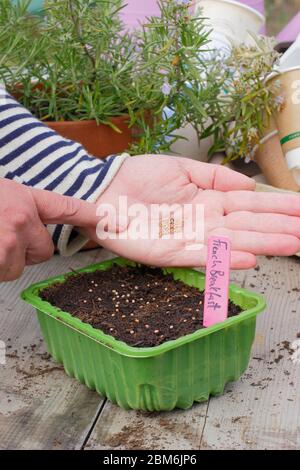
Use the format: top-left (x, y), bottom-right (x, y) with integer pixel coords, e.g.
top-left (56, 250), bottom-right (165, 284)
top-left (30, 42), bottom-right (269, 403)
top-left (1, 0), bottom-right (281, 162)
top-left (1, 0), bottom-right (214, 157)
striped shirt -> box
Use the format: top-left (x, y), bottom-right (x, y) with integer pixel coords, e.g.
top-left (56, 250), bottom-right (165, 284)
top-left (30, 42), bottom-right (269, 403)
top-left (0, 90), bottom-right (128, 255)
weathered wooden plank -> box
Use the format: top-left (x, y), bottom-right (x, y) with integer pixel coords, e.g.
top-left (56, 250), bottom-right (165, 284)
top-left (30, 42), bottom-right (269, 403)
top-left (86, 258), bottom-right (300, 450)
top-left (84, 270), bottom-right (247, 450)
top-left (0, 249), bottom-right (114, 450)
top-left (3, 251), bottom-right (299, 450)
top-left (199, 256), bottom-right (300, 450)
top-left (84, 402), bottom-right (209, 450)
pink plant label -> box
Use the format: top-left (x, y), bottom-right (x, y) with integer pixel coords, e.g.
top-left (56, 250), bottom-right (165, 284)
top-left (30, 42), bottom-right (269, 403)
top-left (203, 236), bottom-right (231, 328)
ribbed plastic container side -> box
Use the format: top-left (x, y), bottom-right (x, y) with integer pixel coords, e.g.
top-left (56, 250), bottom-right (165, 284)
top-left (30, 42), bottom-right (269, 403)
top-left (36, 309), bottom-right (257, 411)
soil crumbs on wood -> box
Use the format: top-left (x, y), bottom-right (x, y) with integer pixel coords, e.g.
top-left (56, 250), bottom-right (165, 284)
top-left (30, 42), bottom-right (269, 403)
top-left (40, 265), bottom-right (242, 347)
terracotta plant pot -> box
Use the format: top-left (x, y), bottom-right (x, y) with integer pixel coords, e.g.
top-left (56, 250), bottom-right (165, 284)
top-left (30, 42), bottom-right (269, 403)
top-left (12, 85), bottom-right (134, 159)
top-left (46, 117), bottom-right (133, 159)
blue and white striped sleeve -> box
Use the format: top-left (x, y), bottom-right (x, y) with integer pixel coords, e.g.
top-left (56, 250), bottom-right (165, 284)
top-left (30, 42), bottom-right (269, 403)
top-left (0, 89), bottom-right (129, 256)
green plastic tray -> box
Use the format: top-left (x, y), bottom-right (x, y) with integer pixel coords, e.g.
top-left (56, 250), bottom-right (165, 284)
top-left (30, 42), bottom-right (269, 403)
top-left (21, 257), bottom-right (266, 411)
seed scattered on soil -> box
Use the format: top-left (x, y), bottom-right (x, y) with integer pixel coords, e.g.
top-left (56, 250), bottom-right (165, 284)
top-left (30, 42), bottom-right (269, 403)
top-left (40, 265), bottom-right (241, 347)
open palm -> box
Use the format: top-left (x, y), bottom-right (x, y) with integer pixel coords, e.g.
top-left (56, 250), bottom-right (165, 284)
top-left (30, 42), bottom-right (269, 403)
top-left (90, 155), bottom-right (300, 269)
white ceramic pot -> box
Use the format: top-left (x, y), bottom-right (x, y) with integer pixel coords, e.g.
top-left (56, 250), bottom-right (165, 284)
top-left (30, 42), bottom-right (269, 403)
top-left (278, 34), bottom-right (300, 71)
top-left (195, 0), bottom-right (265, 51)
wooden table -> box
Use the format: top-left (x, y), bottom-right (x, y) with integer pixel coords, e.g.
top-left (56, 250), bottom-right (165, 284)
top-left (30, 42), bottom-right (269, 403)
top-left (0, 249), bottom-right (299, 450)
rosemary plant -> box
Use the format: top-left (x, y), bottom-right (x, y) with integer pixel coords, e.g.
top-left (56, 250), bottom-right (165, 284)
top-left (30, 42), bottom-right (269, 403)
top-left (206, 35), bottom-right (282, 162)
top-left (0, 0), bottom-right (281, 160)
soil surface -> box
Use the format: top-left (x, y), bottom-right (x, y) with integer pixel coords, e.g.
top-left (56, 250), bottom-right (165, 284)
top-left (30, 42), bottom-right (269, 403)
top-left (40, 265), bottom-right (242, 347)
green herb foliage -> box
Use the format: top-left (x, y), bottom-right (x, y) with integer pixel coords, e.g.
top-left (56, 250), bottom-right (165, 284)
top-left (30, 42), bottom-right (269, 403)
top-left (0, 0), bottom-right (281, 160)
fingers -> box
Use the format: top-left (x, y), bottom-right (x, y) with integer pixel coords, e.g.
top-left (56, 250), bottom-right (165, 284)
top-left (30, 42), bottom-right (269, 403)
top-left (25, 225), bottom-right (55, 265)
top-left (166, 246), bottom-right (257, 270)
top-left (0, 232), bottom-right (26, 282)
top-left (98, 229), bottom-right (257, 270)
top-left (31, 187), bottom-right (98, 228)
top-left (0, 223), bottom-right (54, 280)
top-left (224, 191), bottom-right (300, 216)
top-left (210, 228), bottom-right (300, 256)
top-left (230, 251), bottom-right (257, 270)
top-left (180, 159), bottom-right (256, 191)
top-left (225, 211), bottom-right (300, 237)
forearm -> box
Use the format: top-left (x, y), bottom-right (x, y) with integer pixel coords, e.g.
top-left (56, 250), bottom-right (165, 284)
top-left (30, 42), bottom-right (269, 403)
top-left (0, 89), bottom-right (129, 255)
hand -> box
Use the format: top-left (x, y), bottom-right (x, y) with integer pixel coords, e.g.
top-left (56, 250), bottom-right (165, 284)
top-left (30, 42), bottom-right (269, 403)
top-left (0, 179), bottom-right (97, 281)
top-left (87, 155), bottom-right (300, 269)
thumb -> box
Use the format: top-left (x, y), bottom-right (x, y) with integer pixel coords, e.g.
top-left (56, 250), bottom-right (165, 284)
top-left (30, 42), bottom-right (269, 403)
top-left (30, 188), bottom-right (98, 227)
top-left (181, 159), bottom-right (256, 192)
